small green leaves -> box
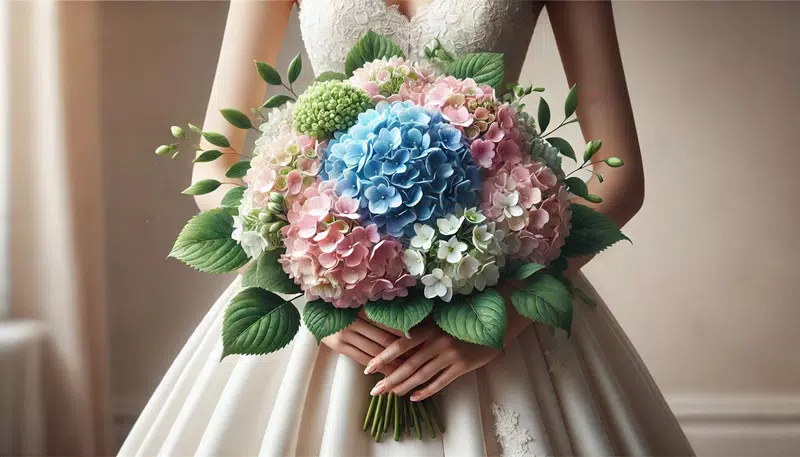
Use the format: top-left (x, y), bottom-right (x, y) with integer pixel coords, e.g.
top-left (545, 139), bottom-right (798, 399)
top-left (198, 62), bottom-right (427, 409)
top-left (585, 194), bottom-right (604, 203)
top-left (226, 161), bottom-right (252, 178)
top-left (192, 149), bottom-right (223, 163)
top-left (242, 249), bottom-right (301, 294)
top-left (220, 186), bottom-right (245, 208)
top-left (201, 131), bottom-right (230, 148)
top-left (511, 262), bottom-right (546, 280)
top-left (220, 108), bottom-right (254, 130)
top-left (546, 137), bottom-right (576, 161)
top-left (344, 30), bottom-right (406, 76)
top-left (222, 287), bottom-right (301, 358)
top-left (169, 208), bottom-right (249, 273)
top-left (433, 289), bottom-right (507, 349)
top-left (583, 140), bottom-right (603, 162)
top-left (511, 274), bottom-right (573, 334)
top-left (565, 177), bottom-right (589, 198)
top-left (287, 54), bottom-right (302, 84)
top-left (188, 123), bottom-right (203, 134)
top-left (445, 52), bottom-right (505, 90)
top-left (303, 300), bottom-right (358, 344)
top-left (365, 294), bottom-right (434, 336)
top-left (155, 145), bottom-right (170, 156)
top-left (564, 84), bottom-right (579, 118)
top-left (171, 126), bottom-right (186, 139)
top-left (314, 71), bottom-right (347, 82)
top-left (538, 97), bottom-right (551, 133)
top-left (255, 60), bottom-right (282, 85)
top-left (182, 179), bottom-right (221, 195)
top-left (561, 203), bottom-right (630, 258)
top-left (261, 94), bottom-right (295, 109)
top-left (604, 157), bottom-right (624, 167)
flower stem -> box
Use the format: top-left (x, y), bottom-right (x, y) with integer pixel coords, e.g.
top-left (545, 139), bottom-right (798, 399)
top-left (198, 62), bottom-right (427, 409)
top-left (383, 392), bottom-right (393, 433)
top-left (393, 394), bottom-right (401, 441)
top-left (370, 394), bottom-right (385, 437)
top-left (404, 397), bottom-right (410, 436)
top-left (426, 397), bottom-right (446, 433)
top-left (374, 414), bottom-right (384, 442)
top-left (410, 401), bottom-right (422, 440)
top-left (363, 395), bottom-right (378, 431)
top-left (417, 399), bottom-right (436, 439)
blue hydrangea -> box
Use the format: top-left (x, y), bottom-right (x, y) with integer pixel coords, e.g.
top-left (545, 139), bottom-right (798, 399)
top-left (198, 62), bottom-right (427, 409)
top-left (321, 101), bottom-right (481, 237)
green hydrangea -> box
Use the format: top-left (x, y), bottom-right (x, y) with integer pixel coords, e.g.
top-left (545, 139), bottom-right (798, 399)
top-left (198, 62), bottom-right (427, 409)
top-left (293, 81), bottom-right (372, 139)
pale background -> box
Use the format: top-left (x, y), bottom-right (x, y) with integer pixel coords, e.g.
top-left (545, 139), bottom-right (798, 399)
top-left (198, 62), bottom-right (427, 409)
top-left (103, 1), bottom-right (800, 454)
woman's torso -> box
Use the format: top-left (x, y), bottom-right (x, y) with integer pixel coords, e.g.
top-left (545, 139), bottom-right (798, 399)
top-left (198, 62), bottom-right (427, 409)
top-left (298, 0), bottom-right (543, 83)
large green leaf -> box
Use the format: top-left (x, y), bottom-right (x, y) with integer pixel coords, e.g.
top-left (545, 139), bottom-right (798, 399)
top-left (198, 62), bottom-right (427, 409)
top-left (169, 208), bottom-right (249, 273)
top-left (510, 262), bottom-right (546, 280)
top-left (242, 249), bottom-right (301, 294)
top-left (511, 274), bottom-right (573, 333)
top-left (302, 300), bottom-right (358, 343)
top-left (365, 294), bottom-right (433, 336)
top-left (445, 52), bottom-right (504, 90)
top-left (433, 289), bottom-right (506, 349)
top-left (344, 30), bottom-right (406, 76)
top-left (561, 203), bottom-right (630, 258)
top-left (222, 287), bottom-right (300, 358)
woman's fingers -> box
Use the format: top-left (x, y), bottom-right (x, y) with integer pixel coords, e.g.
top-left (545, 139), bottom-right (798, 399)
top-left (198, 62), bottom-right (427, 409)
top-left (370, 338), bottom-right (441, 395)
top-left (342, 329), bottom-right (386, 358)
top-left (391, 356), bottom-right (448, 396)
top-left (350, 318), bottom-right (398, 348)
top-left (335, 343), bottom-right (373, 367)
top-left (364, 325), bottom-right (436, 375)
top-left (410, 365), bottom-right (462, 402)
top-left (357, 310), bottom-right (405, 337)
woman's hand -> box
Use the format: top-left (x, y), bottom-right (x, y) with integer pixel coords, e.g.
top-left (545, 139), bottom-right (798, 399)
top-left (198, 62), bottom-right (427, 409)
top-left (321, 318), bottom-right (402, 375)
top-left (364, 323), bottom-right (500, 402)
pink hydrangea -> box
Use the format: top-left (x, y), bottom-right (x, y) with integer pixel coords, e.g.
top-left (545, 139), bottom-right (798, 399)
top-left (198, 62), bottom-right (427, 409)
top-left (467, 104), bottom-right (525, 169)
top-left (481, 157), bottom-right (571, 265)
top-left (280, 181), bottom-right (416, 308)
top-left (348, 57), bottom-right (436, 104)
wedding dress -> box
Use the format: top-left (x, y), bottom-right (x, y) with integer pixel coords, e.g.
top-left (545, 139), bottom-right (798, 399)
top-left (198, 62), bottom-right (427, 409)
top-left (118, 1), bottom-right (695, 456)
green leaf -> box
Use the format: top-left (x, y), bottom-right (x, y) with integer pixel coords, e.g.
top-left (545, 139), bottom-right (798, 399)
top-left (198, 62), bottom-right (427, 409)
top-left (604, 157), bottom-right (624, 167)
top-left (255, 60), bottom-right (282, 85)
top-left (585, 194), bottom-right (604, 203)
top-left (242, 249), bottom-right (301, 294)
top-left (302, 300), bottom-right (358, 344)
top-left (583, 140), bottom-right (603, 162)
top-left (365, 294), bottom-right (434, 336)
top-left (314, 71), bottom-right (348, 82)
top-left (565, 177), bottom-right (589, 199)
top-left (511, 274), bottom-right (573, 333)
top-left (182, 179), bottom-right (221, 195)
top-left (220, 108), bottom-right (253, 130)
top-left (433, 289), bottom-right (507, 349)
top-left (287, 54), bottom-right (302, 84)
top-left (188, 123), bottom-right (202, 134)
top-left (220, 186), bottom-right (245, 208)
top-left (538, 97), bottom-right (551, 132)
top-left (546, 137), bottom-right (576, 161)
top-left (226, 161), bottom-right (251, 178)
top-left (594, 171), bottom-right (605, 183)
top-left (222, 287), bottom-right (301, 358)
top-left (550, 256), bottom-right (569, 274)
top-left (169, 208), bottom-right (249, 273)
top-left (201, 131), bottom-right (230, 148)
top-left (261, 94), bottom-right (295, 109)
top-left (193, 149), bottom-right (224, 163)
top-left (511, 263), bottom-right (546, 280)
top-left (562, 203), bottom-right (630, 258)
top-left (344, 30), bottom-right (406, 76)
top-left (445, 52), bottom-right (505, 90)
top-left (564, 83), bottom-right (579, 118)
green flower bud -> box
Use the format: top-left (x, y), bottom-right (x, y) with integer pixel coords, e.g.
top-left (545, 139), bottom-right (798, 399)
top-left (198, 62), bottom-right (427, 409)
top-left (604, 157), bottom-right (624, 167)
top-left (258, 210), bottom-right (275, 223)
top-left (170, 126), bottom-right (186, 140)
top-left (269, 192), bottom-right (284, 204)
top-left (267, 202), bottom-right (283, 214)
top-left (155, 145), bottom-right (170, 156)
top-left (293, 80), bottom-right (373, 139)
top-left (269, 221), bottom-right (286, 233)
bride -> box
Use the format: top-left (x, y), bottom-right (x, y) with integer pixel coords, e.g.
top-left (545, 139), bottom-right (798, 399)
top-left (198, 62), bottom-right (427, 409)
top-left (119, 1), bottom-right (694, 456)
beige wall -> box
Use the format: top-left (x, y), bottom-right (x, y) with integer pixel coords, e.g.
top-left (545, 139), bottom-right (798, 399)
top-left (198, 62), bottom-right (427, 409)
top-left (102, 0), bottom-right (800, 421)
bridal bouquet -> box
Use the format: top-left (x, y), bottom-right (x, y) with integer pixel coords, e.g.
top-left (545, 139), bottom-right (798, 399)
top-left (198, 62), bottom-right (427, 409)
top-left (156, 31), bottom-right (628, 442)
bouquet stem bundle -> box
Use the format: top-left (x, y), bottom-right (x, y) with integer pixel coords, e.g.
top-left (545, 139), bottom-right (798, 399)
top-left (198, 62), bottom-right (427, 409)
top-left (362, 389), bottom-right (444, 442)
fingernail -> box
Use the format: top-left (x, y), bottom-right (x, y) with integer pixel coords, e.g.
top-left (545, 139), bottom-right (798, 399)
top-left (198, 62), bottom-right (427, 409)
top-left (410, 393), bottom-right (421, 402)
top-left (364, 361), bottom-right (376, 375)
top-left (370, 381), bottom-right (385, 396)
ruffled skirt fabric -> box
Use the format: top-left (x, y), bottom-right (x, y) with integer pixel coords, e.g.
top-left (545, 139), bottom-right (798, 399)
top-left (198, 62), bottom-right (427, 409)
top-left (118, 275), bottom-right (693, 457)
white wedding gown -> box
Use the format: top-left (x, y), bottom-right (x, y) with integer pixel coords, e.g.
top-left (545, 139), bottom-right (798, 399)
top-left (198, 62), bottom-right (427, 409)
top-left (119, 1), bottom-right (695, 456)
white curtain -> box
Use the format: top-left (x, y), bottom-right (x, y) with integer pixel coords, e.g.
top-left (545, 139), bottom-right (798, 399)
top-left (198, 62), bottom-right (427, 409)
top-left (6, 0), bottom-right (111, 455)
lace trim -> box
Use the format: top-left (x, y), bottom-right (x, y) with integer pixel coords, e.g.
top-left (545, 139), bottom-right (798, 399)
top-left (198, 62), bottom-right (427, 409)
top-left (491, 402), bottom-right (534, 457)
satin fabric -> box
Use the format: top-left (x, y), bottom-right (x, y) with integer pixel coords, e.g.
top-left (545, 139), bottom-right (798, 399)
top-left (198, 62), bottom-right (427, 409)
top-left (118, 275), bottom-right (694, 456)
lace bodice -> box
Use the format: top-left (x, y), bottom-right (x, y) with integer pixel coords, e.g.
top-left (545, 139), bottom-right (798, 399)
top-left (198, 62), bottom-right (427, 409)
top-left (298, 0), bottom-right (536, 83)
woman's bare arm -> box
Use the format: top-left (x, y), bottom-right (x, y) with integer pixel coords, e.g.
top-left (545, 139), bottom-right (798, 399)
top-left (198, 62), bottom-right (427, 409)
top-left (548, 0), bottom-right (645, 228)
top-left (192, 0), bottom-right (294, 211)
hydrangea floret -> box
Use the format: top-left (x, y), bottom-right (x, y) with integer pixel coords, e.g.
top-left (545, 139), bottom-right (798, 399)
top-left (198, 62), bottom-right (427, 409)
top-left (348, 56), bottom-right (436, 104)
